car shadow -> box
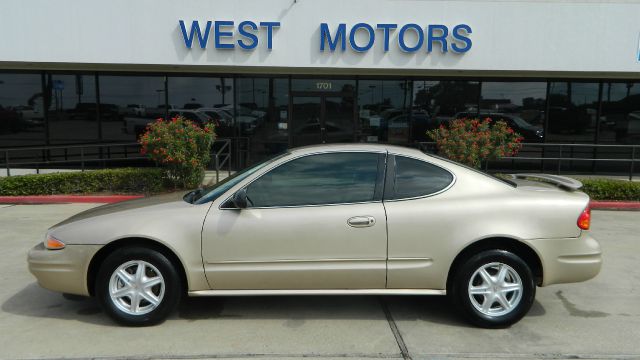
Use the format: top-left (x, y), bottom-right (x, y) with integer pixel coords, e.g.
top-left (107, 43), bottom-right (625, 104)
top-left (3, 283), bottom-right (546, 327)
top-left (1, 283), bottom-right (111, 326)
top-left (380, 295), bottom-right (546, 328)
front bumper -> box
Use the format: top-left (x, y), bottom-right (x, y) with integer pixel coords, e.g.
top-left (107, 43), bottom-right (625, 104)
top-left (524, 232), bottom-right (602, 287)
top-left (27, 243), bottom-right (102, 296)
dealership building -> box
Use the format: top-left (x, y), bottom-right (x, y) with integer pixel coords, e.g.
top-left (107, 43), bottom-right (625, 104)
top-left (1, 0), bottom-right (639, 174)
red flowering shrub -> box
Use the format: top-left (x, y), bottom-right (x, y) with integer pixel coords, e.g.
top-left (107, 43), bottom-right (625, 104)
top-left (139, 116), bottom-right (216, 188)
top-left (427, 118), bottom-right (523, 169)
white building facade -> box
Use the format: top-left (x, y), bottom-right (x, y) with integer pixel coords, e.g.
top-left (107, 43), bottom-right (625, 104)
top-left (1, 0), bottom-right (640, 172)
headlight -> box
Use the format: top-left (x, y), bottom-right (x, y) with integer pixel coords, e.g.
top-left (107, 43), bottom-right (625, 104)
top-left (45, 234), bottom-right (66, 250)
top-left (535, 129), bottom-right (544, 137)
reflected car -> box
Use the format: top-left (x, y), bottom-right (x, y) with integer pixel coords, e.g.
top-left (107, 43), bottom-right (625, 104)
top-left (456, 112), bottom-right (544, 142)
top-left (69, 103), bottom-right (120, 122)
top-left (168, 110), bottom-right (213, 127)
top-left (27, 144), bottom-right (601, 327)
top-left (123, 109), bottom-right (213, 137)
top-left (124, 104), bottom-right (146, 117)
top-left (266, 121), bottom-right (353, 148)
top-left (196, 107), bottom-right (259, 136)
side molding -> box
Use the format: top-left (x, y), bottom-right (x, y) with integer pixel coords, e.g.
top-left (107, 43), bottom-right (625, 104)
top-left (188, 289), bottom-right (446, 296)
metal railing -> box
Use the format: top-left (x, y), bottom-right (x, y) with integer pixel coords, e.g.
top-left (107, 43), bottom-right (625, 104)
top-left (418, 142), bottom-right (640, 180)
top-left (211, 138), bottom-right (231, 182)
top-left (1, 139), bottom-right (240, 180)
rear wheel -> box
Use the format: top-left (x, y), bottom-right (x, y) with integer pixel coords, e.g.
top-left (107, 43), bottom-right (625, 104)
top-left (95, 247), bottom-right (181, 326)
top-left (450, 250), bottom-right (535, 328)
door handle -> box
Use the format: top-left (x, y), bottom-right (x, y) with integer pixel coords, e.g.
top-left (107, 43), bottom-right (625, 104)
top-left (347, 216), bottom-right (376, 228)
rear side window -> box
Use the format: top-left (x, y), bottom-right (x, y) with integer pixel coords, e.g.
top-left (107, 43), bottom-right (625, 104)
top-left (388, 156), bottom-right (454, 200)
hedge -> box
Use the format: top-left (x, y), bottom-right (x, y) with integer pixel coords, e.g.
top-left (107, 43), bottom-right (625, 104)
top-left (1, 168), bottom-right (639, 201)
top-left (579, 178), bottom-right (640, 201)
top-left (0, 168), bottom-right (168, 196)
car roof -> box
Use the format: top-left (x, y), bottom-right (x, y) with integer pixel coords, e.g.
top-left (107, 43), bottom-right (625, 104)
top-left (288, 143), bottom-right (426, 157)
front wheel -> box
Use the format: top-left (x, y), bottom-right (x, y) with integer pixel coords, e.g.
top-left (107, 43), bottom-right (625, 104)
top-left (95, 247), bottom-right (181, 326)
top-left (450, 250), bottom-right (535, 328)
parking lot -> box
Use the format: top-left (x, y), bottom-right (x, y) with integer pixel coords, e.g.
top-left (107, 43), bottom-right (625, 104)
top-left (1, 204), bottom-right (639, 360)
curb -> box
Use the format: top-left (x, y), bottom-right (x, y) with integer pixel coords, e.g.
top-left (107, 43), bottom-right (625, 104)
top-left (0, 195), bottom-right (145, 204)
top-left (590, 201), bottom-right (640, 211)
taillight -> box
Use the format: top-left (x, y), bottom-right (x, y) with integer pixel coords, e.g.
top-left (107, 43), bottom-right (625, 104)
top-left (577, 206), bottom-right (591, 230)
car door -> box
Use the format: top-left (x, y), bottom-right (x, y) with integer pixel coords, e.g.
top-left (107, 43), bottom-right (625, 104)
top-left (201, 151), bottom-right (388, 290)
top-left (383, 154), bottom-right (456, 289)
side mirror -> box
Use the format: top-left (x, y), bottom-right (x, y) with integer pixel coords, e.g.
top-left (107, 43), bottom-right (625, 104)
top-left (231, 188), bottom-right (248, 209)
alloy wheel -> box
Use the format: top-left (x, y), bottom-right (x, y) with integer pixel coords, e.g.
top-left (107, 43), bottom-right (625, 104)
top-left (467, 262), bottom-right (523, 317)
top-left (108, 260), bottom-right (165, 316)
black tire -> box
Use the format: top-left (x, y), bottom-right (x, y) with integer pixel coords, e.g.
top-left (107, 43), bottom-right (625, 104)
top-left (95, 246), bottom-right (181, 326)
top-left (449, 250), bottom-right (535, 328)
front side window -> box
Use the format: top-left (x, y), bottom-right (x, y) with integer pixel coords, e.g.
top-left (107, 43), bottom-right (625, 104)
top-left (389, 156), bottom-right (454, 200)
top-left (246, 152), bottom-right (381, 207)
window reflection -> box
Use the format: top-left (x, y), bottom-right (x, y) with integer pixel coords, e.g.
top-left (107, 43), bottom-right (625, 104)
top-left (99, 75), bottom-right (165, 142)
top-left (547, 82), bottom-right (599, 143)
top-left (413, 81), bottom-right (479, 118)
top-left (324, 95), bottom-right (355, 144)
top-left (168, 76), bottom-right (234, 138)
top-left (0, 73), bottom-right (45, 147)
top-left (46, 74), bottom-right (98, 144)
top-left (599, 82), bottom-right (640, 144)
top-left (477, 82), bottom-right (546, 142)
top-left (358, 80), bottom-right (412, 144)
top-left (235, 78), bottom-right (288, 161)
top-left (412, 81), bottom-right (480, 142)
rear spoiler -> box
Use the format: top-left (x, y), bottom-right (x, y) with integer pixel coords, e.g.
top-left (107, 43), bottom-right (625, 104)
top-left (509, 173), bottom-right (583, 191)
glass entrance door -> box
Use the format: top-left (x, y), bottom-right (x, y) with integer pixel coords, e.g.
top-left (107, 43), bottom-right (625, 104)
top-left (290, 94), bottom-right (355, 147)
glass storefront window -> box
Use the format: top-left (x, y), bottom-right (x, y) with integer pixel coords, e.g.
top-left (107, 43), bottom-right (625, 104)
top-left (236, 77), bottom-right (289, 161)
top-left (412, 80), bottom-right (479, 125)
top-left (358, 80), bottom-right (412, 144)
top-left (46, 74), bottom-right (98, 144)
top-left (99, 75), bottom-right (165, 142)
top-left (479, 82), bottom-right (546, 143)
top-left (0, 73), bottom-right (45, 147)
top-left (546, 82), bottom-right (599, 143)
top-left (411, 80), bottom-right (479, 145)
top-left (599, 82), bottom-right (640, 144)
top-left (168, 76), bottom-right (234, 138)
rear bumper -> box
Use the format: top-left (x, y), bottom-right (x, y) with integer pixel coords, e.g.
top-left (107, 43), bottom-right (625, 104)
top-left (524, 233), bottom-right (602, 286)
top-left (27, 243), bottom-right (102, 296)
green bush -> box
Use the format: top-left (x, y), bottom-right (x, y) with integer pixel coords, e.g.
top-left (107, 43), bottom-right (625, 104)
top-left (0, 168), bottom-right (167, 196)
top-left (579, 178), bottom-right (640, 201)
top-left (139, 116), bottom-right (216, 188)
top-left (427, 118), bottom-right (523, 169)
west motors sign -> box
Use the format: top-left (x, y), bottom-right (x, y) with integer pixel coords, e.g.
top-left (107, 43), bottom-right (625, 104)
top-left (178, 20), bottom-right (473, 54)
top-left (1, 0), bottom-right (637, 74)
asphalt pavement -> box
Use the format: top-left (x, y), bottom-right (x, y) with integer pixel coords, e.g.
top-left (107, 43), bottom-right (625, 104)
top-left (0, 204), bottom-right (639, 360)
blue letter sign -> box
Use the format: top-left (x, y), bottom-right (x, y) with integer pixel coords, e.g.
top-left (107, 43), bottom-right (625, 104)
top-left (178, 20), bottom-right (472, 54)
top-left (178, 19), bottom-right (280, 50)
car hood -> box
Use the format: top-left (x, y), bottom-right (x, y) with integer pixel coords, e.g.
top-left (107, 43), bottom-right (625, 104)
top-left (51, 191), bottom-right (188, 228)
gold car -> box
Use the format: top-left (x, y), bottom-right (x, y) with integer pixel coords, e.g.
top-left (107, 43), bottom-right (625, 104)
top-left (28, 144), bottom-right (602, 327)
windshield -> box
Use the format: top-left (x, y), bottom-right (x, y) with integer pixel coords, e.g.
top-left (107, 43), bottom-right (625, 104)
top-left (190, 152), bottom-right (289, 204)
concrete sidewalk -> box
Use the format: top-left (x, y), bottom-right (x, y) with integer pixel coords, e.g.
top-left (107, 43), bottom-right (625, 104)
top-left (0, 205), bottom-right (639, 359)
